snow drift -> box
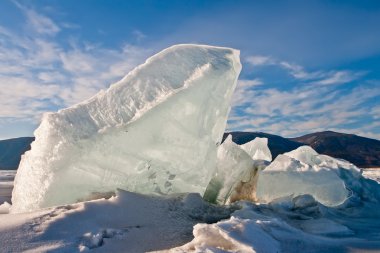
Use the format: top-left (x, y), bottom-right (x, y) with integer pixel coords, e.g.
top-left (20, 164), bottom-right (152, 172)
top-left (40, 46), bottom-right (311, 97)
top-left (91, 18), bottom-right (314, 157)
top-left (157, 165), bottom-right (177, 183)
top-left (12, 44), bottom-right (242, 213)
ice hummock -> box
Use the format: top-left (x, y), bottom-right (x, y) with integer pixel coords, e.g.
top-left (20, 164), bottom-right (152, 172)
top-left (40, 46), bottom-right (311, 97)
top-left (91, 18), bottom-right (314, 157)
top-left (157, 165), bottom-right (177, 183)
top-left (11, 44), bottom-right (242, 213)
top-left (203, 135), bottom-right (270, 204)
top-left (256, 146), bottom-right (363, 206)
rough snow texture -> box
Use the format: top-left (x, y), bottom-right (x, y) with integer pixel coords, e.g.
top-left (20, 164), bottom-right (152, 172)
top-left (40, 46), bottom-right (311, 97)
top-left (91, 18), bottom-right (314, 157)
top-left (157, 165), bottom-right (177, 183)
top-left (2, 152), bottom-right (380, 252)
top-left (203, 136), bottom-right (269, 205)
top-left (240, 137), bottom-right (272, 162)
top-left (1, 187), bottom-right (380, 252)
top-left (161, 193), bottom-right (380, 253)
top-left (163, 216), bottom-right (280, 253)
top-left (0, 190), bottom-right (234, 253)
top-left (12, 44), bottom-right (241, 213)
top-left (257, 146), bottom-right (363, 206)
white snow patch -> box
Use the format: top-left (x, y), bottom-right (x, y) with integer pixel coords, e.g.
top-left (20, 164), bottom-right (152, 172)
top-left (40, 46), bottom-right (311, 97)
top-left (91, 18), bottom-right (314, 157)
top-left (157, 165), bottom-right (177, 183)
top-left (1, 189), bottom-right (234, 253)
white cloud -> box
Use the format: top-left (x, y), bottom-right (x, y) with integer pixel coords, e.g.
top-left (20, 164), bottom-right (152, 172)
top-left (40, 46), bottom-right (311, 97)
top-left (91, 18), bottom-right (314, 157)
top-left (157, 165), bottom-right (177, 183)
top-left (238, 79), bottom-right (263, 87)
top-left (245, 55), bottom-right (273, 66)
top-left (25, 9), bottom-right (60, 35)
top-left (60, 50), bottom-right (96, 73)
top-left (38, 71), bottom-right (66, 83)
top-left (227, 117), bottom-right (270, 130)
top-left (0, 3), bottom-right (152, 128)
top-left (229, 60), bottom-right (379, 139)
top-left (232, 80), bottom-right (262, 106)
top-left (0, 75), bottom-right (61, 118)
top-left (314, 71), bottom-right (363, 85)
top-left (245, 54), bottom-right (363, 85)
top-left (132, 30), bottom-right (147, 42)
top-left (245, 55), bottom-right (321, 79)
top-left (279, 61), bottom-right (322, 80)
top-left (14, 1), bottom-right (60, 36)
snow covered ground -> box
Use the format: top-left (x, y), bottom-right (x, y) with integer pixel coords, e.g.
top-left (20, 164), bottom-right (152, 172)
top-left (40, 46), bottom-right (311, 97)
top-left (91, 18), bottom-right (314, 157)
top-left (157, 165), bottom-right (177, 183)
top-left (1, 168), bottom-right (380, 252)
top-left (0, 186), bottom-right (234, 252)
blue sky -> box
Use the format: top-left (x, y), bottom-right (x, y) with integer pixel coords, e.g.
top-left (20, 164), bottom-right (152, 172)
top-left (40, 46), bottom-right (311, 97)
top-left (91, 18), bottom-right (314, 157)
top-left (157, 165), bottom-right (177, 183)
top-left (0, 0), bottom-right (379, 140)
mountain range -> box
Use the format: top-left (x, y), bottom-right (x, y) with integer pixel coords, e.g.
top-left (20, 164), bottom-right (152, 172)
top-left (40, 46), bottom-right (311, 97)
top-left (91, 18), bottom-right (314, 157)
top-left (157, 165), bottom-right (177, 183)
top-left (0, 137), bottom-right (34, 170)
top-left (224, 131), bottom-right (380, 168)
top-left (1, 131), bottom-right (379, 170)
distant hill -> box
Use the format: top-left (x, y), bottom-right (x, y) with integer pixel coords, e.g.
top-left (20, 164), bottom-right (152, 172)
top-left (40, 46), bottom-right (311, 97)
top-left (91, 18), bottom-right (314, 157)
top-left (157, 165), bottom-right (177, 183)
top-left (1, 131), bottom-right (379, 170)
top-left (0, 137), bottom-right (34, 170)
top-left (291, 131), bottom-right (380, 168)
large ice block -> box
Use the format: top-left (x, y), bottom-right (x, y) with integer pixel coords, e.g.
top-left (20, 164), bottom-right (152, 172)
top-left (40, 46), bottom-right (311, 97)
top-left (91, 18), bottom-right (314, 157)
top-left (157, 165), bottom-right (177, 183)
top-left (256, 146), bottom-right (361, 206)
top-left (12, 44), bottom-right (242, 212)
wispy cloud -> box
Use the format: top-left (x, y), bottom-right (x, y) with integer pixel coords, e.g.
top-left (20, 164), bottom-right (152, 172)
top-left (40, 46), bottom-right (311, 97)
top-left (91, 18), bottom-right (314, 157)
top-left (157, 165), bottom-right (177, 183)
top-left (245, 55), bottom-right (273, 66)
top-left (314, 71), bottom-right (364, 85)
top-left (24, 8), bottom-right (60, 35)
top-left (371, 105), bottom-right (380, 119)
top-left (279, 61), bottom-right (322, 80)
top-left (0, 2), bottom-right (151, 124)
top-left (230, 57), bottom-right (379, 139)
top-left (13, 1), bottom-right (60, 35)
top-left (245, 55), bottom-right (363, 85)
top-left (232, 79), bottom-right (263, 107)
top-left (132, 30), bottom-right (147, 42)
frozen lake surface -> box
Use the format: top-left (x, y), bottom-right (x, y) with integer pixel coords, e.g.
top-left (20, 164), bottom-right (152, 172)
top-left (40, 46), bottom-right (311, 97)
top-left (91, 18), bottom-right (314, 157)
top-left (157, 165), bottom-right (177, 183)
top-left (0, 170), bottom-right (15, 204)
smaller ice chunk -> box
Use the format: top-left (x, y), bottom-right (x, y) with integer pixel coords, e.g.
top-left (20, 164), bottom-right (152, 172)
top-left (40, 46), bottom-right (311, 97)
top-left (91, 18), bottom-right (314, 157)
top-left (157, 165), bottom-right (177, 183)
top-left (257, 146), bottom-right (353, 206)
top-left (241, 137), bottom-right (272, 162)
top-left (203, 135), bottom-right (265, 204)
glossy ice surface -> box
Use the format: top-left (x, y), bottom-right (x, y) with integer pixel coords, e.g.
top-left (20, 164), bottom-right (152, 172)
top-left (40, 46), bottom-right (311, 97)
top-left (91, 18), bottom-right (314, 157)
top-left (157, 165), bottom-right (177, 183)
top-left (11, 44), bottom-right (241, 212)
